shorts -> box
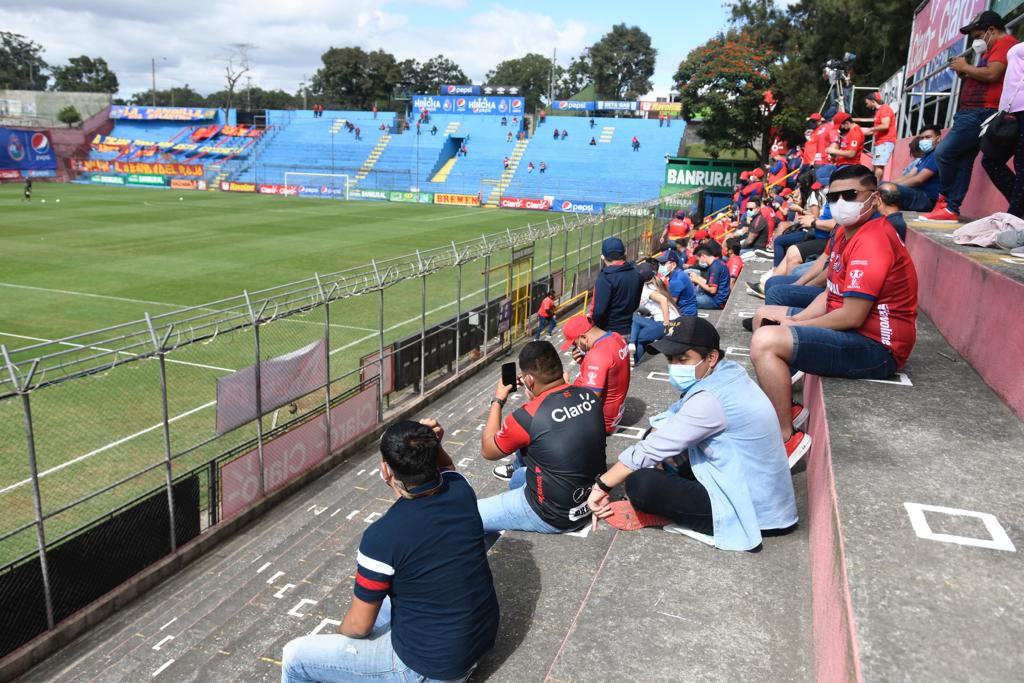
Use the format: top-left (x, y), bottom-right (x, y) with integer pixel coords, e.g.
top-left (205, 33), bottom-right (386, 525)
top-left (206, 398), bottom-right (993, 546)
top-left (872, 141), bottom-right (895, 166)
top-left (796, 238), bottom-right (827, 262)
top-left (788, 323), bottom-right (896, 379)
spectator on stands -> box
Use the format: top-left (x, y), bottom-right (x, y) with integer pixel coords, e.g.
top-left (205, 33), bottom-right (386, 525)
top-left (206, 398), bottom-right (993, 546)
top-left (689, 245), bottom-right (732, 310)
top-left (281, 420), bottom-right (498, 683)
top-left (811, 111), bottom-right (840, 185)
top-left (561, 129), bottom-right (568, 140)
top-left (416, 121), bottom-right (421, 135)
top-left (540, 161), bottom-right (547, 174)
top-left (659, 113), bottom-right (665, 128)
top-left (592, 236), bottom-right (645, 337)
top-left (632, 136), bottom-right (640, 152)
top-left (826, 112), bottom-right (865, 168)
top-left (586, 318), bottom-right (798, 546)
top-left (501, 116), bottom-right (508, 126)
top-left (739, 197), bottom-right (772, 253)
top-left (432, 125), bottom-right (438, 136)
top-left (854, 92), bottom-right (898, 181)
top-left (513, 117), bottom-right (518, 127)
top-left (506, 130), bottom-right (512, 142)
top-left (725, 238), bottom-right (744, 290)
top-left (355, 127), bottom-right (361, 140)
top-left (553, 128), bottom-right (560, 141)
top-left (372, 104), bottom-right (378, 119)
top-left (923, 10), bottom-right (1017, 222)
top-left (561, 314), bottom-right (631, 434)
top-left (527, 162), bottom-right (535, 173)
top-left (481, 342), bottom-right (606, 533)
top-left (534, 291), bottom-right (558, 340)
top-left (631, 260), bottom-right (680, 363)
top-left (590, 117), bottom-right (596, 128)
top-left (503, 156), bottom-right (510, 170)
top-left (750, 164), bottom-right (919, 460)
top-left (590, 137), bottom-right (597, 146)
top-left (460, 143), bottom-right (468, 157)
top-left (879, 127), bottom-right (942, 213)
top-left (655, 252), bottom-right (698, 316)
top-left (982, 38), bottom-right (1024, 219)
top-left (539, 110), bottom-right (547, 126)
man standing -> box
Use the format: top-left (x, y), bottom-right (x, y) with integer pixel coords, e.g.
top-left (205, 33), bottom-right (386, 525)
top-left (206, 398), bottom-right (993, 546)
top-left (534, 291), bottom-right (558, 340)
top-left (481, 342), bottom-right (606, 533)
top-left (22, 177), bottom-right (32, 204)
top-left (281, 420), bottom-right (498, 683)
top-left (591, 236), bottom-right (644, 337)
top-left (561, 314), bottom-right (631, 435)
top-left (856, 92), bottom-right (898, 181)
top-left (826, 112), bottom-right (865, 168)
top-left (689, 245), bottom-right (731, 310)
top-left (922, 10), bottom-right (1017, 222)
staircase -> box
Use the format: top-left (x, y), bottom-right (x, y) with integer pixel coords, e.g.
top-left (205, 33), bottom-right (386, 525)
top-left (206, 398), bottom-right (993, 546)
top-left (329, 118), bottom-right (347, 134)
top-left (431, 156), bottom-right (458, 183)
top-left (486, 137), bottom-right (530, 206)
top-left (599, 126), bottom-right (615, 144)
top-left (351, 134), bottom-right (391, 187)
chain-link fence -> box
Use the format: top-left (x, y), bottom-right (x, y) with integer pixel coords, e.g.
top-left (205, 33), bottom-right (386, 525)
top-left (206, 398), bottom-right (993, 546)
top-left (0, 191), bottom-right (694, 657)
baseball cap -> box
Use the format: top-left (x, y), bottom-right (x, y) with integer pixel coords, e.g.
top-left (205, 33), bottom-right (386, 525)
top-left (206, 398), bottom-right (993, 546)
top-left (655, 252), bottom-right (674, 263)
top-left (560, 314), bottom-right (594, 350)
top-left (811, 181), bottom-right (823, 190)
top-left (648, 317), bottom-right (720, 356)
top-left (740, 171), bottom-right (750, 181)
top-left (601, 236), bottom-right (626, 259)
top-left (832, 111), bottom-right (851, 125)
top-left (636, 261), bottom-right (656, 282)
top-left (752, 168), bottom-right (765, 179)
top-left (960, 10), bottom-right (1005, 34)
top-left (808, 112), bottom-right (823, 122)
top-left (780, 187), bottom-right (793, 197)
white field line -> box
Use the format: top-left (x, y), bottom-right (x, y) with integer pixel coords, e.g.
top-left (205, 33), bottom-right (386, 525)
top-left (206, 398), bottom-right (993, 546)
top-left (0, 234), bottom-right (606, 497)
top-left (423, 210), bottom-right (500, 223)
top-left (0, 282), bottom-right (376, 333)
top-left (0, 331), bottom-right (235, 373)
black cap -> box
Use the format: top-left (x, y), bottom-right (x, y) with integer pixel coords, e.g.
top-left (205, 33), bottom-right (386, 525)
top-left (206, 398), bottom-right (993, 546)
top-left (960, 10), bottom-right (1005, 34)
top-left (636, 261), bottom-right (656, 281)
top-left (648, 317), bottom-right (720, 356)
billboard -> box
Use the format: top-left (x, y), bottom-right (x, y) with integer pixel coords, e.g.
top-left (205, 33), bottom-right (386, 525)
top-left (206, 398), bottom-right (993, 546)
top-left (550, 198), bottom-right (604, 214)
top-left (259, 183), bottom-right (300, 196)
top-left (411, 95), bottom-right (524, 116)
top-left (905, 0), bottom-right (986, 93)
top-left (170, 178), bottom-right (199, 190)
top-left (388, 191), bottom-right (433, 203)
top-left (640, 101), bottom-right (682, 113)
top-left (596, 101), bottom-right (638, 111)
top-left (1, 129), bottom-right (56, 171)
top-left (89, 174), bottom-right (125, 185)
top-left (499, 196), bottom-right (551, 211)
top-left (296, 184), bottom-right (346, 198)
top-left (663, 158), bottom-right (756, 192)
top-left (114, 162), bottom-right (202, 177)
top-left (109, 105), bottom-right (218, 121)
top-left (126, 174), bottom-right (166, 186)
top-left (439, 84), bottom-right (480, 95)
top-left (220, 180), bottom-right (256, 192)
top-left (553, 100), bottom-right (595, 111)
top-left (349, 188), bottom-right (388, 200)
top-left (435, 192), bottom-right (480, 206)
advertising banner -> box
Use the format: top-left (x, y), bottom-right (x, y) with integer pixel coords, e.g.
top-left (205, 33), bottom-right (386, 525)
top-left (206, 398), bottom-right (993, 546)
top-left (596, 101), bottom-right (638, 111)
top-left (25, 170), bottom-right (56, 178)
top-left (126, 174), bottom-right (166, 186)
top-left (73, 159), bottom-right (113, 173)
top-left (481, 85), bottom-right (520, 96)
top-left (550, 198), bottom-right (604, 214)
top-left (388, 190), bottom-right (433, 203)
top-left (663, 158), bottom-right (755, 192)
top-left (360, 346), bottom-right (394, 395)
top-left (411, 95), bottom-right (524, 116)
top-left (349, 188), bottom-right (387, 200)
top-left (170, 178), bottom-right (199, 190)
top-left (259, 183), bottom-right (300, 196)
top-left (114, 162), bottom-right (203, 177)
top-left (0, 169), bottom-right (21, 179)
top-left (109, 105), bottom-right (218, 121)
top-left (90, 174), bottom-right (125, 185)
top-left (906, 0), bottom-right (986, 76)
top-left (552, 100), bottom-right (595, 111)
top-left (499, 196), bottom-right (551, 211)
top-left (220, 124), bottom-right (260, 137)
top-left (1, 128), bottom-right (57, 171)
top-left (439, 84), bottom-right (480, 95)
top-left (220, 181), bottom-right (256, 192)
top-left (296, 184), bottom-right (346, 198)
top-left (328, 384), bottom-right (379, 453)
top-left (434, 192), bottom-right (480, 206)
top-left (640, 101), bottom-right (683, 113)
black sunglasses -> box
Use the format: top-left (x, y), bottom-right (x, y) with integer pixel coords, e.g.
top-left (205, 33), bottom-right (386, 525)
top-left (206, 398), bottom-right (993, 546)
top-left (825, 188), bottom-right (870, 203)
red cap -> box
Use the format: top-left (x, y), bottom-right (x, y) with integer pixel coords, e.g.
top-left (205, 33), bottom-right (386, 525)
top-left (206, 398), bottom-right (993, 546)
top-left (871, 91), bottom-right (883, 103)
top-left (808, 112), bottom-right (823, 121)
top-left (811, 181), bottom-right (823, 190)
top-left (780, 187), bottom-right (793, 197)
top-left (692, 229), bottom-right (709, 241)
top-left (560, 314), bottom-right (594, 350)
top-left (740, 171), bottom-right (750, 180)
top-left (752, 167), bottom-right (765, 178)
top-left (832, 111), bottom-right (851, 125)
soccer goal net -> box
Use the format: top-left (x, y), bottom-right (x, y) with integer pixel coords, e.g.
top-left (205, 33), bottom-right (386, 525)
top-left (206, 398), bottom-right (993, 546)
top-left (283, 172), bottom-right (352, 200)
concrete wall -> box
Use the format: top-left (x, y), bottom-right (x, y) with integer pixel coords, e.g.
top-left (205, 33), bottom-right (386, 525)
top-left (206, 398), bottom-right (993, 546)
top-left (0, 90), bottom-right (112, 128)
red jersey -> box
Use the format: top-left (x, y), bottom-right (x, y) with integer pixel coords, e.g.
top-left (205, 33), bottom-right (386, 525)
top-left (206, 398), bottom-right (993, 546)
top-left (814, 122), bottom-right (839, 163)
top-left (538, 295), bottom-right (555, 318)
top-left (574, 331), bottom-right (630, 434)
top-left (825, 217), bottom-right (918, 367)
top-left (872, 104), bottom-right (897, 145)
top-left (959, 35), bottom-right (1017, 110)
top-left (800, 143), bottom-right (815, 165)
top-left (666, 218), bottom-right (689, 240)
top-left (727, 255), bottom-right (744, 280)
top-left (835, 125), bottom-right (865, 166)
top-left (709, 221), bottom-right (727, 242)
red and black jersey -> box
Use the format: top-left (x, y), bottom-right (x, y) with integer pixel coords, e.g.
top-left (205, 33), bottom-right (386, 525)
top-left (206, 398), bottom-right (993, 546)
top-left (494, 384), bottom-right (607, 530)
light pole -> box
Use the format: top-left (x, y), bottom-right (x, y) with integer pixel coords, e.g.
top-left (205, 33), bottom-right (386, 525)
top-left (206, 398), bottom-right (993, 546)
top-left (151, 56), bottom-right (166, 106)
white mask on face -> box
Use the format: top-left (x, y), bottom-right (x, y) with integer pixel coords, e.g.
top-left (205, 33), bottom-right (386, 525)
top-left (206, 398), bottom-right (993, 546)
top-left (829, 196), bottom-right (873, 227)
top-left (972, 38), bottom-right (988, 56)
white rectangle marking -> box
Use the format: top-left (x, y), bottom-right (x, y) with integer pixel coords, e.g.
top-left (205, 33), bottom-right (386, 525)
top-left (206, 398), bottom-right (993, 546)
top-left (904, 503), bottom-right (1016, 552)
top-left (646, 371), bottom-right (669, 382)
top-left (310, 618), bottom-right (342, 635)
top-left (363, 512), bottom-right (382, 523)
top-left (565, 525), bottom-right (592, 538)
top-left (158, 617), bottom-right (177, 631)
top-left (611, 426), bottom-right (645, 440)
top-left (266, 571), bottom-right (285, 584)
top-left (273, 583), bottom-right (296, 598)
top-left (152, 659), bottom-right (174, 677)
top-left (346, 509), bottom-right (360, 520)
top-left (457, 457), bottom-right (473, 467)
top-left (152, 635), bottom-right (174, 651)
top-left (288, 598), bottom-right (318, 617)
top-left (863, 372), bottom-right (912, 386)
top-left (256, 562), bottom-right (271, 574)
top-left (725, 346), bottom-right (750, 357)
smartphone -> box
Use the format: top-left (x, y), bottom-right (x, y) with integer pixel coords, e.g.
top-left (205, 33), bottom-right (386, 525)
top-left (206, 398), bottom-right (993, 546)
top-left (501, 362), bottom-right (518, 391)
top-left (760, 318), bottom-right (781, 328)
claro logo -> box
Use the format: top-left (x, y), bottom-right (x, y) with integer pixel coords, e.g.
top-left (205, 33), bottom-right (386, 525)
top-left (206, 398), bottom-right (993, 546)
top-left (551, 396), bottom-right (596, 422)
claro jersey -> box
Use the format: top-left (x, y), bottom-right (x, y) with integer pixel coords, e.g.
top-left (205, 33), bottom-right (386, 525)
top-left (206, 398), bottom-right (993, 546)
top-left (574, 332), bottom-right (631, 434)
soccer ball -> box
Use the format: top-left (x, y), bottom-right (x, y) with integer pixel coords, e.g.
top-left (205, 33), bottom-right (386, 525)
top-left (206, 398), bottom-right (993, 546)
top-left (178, 197), bottom-right (184, 201)
top-left (40, 199), bottom-right (45, 203)
top-left (55, 199), bottom-right (61, 203)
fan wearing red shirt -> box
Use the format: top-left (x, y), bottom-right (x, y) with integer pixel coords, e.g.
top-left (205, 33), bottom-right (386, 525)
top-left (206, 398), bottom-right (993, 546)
top-left (724, 238), bottom-right (744, 289)
top-left (562, 314), bottom-right (630, 435)
top-left (534, 291), bottom-right (558, 340)
top-left (750, 165), bottom-right (918, 450)
top-left (856, 92), bottom-right (897, 181)
top-left (826, 112), bottom-right (865, 168)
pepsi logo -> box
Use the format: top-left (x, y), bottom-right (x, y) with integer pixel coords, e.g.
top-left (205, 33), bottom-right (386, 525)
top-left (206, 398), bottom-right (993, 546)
top-left (31, 133), bottom-right (50, 154)
top-left (456, 98), bottom-right (466, 107)
top-left (558, 101), bottom-right (568, 108)
top-left (447, 85), bottom-right (456, 94)
top-left (561, 200), bottom-right (572, 210)
top-left (512, 99), bottom-right (522, 108)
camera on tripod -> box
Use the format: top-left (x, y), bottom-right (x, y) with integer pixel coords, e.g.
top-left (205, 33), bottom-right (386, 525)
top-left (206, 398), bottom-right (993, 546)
top-left (822, 53), bottom-right (857, 85)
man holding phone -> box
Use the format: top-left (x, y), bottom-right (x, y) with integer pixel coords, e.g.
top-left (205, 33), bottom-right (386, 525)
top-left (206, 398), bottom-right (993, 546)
top-left (479, 341), bottom-right (606, 534)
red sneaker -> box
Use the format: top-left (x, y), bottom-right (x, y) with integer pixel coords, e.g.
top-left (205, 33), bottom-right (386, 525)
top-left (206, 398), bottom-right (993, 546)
top-left (933, 195), bottom-right (948, 211)
top-left (602, 500), bottom-right (672, 531)
top-left (791, 403), bottom-right (809, 431)
top-left (785, 431), bottom-right (811, 469)
top-left (920, 205), bottom-right (960, 222)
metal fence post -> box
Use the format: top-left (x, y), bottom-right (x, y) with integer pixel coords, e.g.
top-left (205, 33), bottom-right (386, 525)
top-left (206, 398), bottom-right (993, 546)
top-left (144, 314), bottom-right (178, 553)
top-left (453, 241), bottom-right (462, 375)
top-left (370, 260), bottom-right (385, 421)
top-left (417, 250), bottom-right (427, 395)
top-left (561, 227), bottom-right (570, 294)
top-left (315, 274), bottom-right (333, 451)
top-left (575, 220), bottom-right (584, 288)
top-left (1, 346), bottom-right (54, 630)
top-left (483, 246), bottom-right (491, 357)
top-left (546, 221), bottom-right (554, 290)
top-left (243, 291), bottom-right (268, 497)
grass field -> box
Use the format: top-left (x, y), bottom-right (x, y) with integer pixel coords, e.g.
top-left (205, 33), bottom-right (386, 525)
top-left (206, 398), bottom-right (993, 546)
top-left (0, 183), bottom-right (627, 565)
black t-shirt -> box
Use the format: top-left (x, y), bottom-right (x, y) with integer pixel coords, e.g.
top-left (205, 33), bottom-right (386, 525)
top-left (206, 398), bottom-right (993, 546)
top-left (495, 384), bottom-right (607, 530)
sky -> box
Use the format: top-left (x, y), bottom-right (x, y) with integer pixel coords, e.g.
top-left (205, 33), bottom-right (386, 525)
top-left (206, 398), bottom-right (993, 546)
top-left (3, 0), bottom-right (736, 99)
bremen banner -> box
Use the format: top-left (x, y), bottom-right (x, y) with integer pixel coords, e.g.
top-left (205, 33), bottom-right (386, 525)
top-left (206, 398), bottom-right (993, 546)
top-left (434, 192), bottom-right (480, 206)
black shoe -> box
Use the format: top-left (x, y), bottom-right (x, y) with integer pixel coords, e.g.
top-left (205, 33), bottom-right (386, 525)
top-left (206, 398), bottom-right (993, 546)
top-left (492, 463), bottom-right (516, 481)
top-left (742, 317), bottom-right (754, 332)
top-left (746, 282), bottom-right (766, 299)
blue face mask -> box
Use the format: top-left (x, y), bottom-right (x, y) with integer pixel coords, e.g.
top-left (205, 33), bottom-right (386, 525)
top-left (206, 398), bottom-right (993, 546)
top-left (918, 137), bottom-right (934, 153)
top-left (668, 358), bottom-right (706, 393)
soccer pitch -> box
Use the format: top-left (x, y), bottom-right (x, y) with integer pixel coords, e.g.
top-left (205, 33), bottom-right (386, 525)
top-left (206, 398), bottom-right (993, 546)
top-left (0, 183), bottom-right (612, 565)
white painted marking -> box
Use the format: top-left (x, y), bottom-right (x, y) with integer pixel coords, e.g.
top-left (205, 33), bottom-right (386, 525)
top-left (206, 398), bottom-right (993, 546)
top-left (611, 426), bottom-right (645, 440)
top-left (158, 617), bottom-right (177, 631)
top-left (646, 371), bottom-right (669, 382)
top-left (307, 504), bottom-right (327, 516)
top-left (736, 311), bottom-right (754, 318)
top-left (310, 618), bottom-right (342, 635)
top-left (698, 312), bottom-right (710, 319)
top-left (266, 571), bottom-right (285, 584)
top-left (288, 598), bottom-right (318, 617)
top-left (151, 659), bottom-right (175, 677)
top-left (256, 562), bottom-right (271, 574)
top-left (152, 635), bottom-right (174, 651)
top-left (475, 423), bottom-right (483, 431)
top-left (1000, 257), bottom-right (1023, 265)
top-left (368, 468), bottom-right (379, 476)
top-left (273, 583), bottom-right (297, 598)
top-left (345, 509), bottom-right (360, 520)
top-left (356, 469), bottom-right (366, 476)
top-left (904, 503), bottom-right (1016, 552)
top-left (863, 372), bottom-right (913, 386)
top-left (725, 346), bottom-right (750, 357)
top-left (457, 457), bottom-right (473, 467)
top-left (330, 509), bottom-right (342, 517)
top-left (363, 512), bottom-right (382, 523)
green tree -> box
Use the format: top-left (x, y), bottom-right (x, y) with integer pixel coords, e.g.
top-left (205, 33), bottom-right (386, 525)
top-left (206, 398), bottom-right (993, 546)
top-left (49, 55), bottom-right (119, 93)
top-left (486, 53), bottom-right (558, 110)
top-left (556, 56), bottom-right (591, 99)
top-left (0, 32), bottom-right (48, 90)
top-left (57, 104), bottom-right (82, 127)
top-left (312, 46), bottom-right (400, 109)
top-left (586, 24), bottom-right (656, 100)
top-left (130, 84), bottom-right (205, 107)
top-left (400, 55), bottom-right (469, 95)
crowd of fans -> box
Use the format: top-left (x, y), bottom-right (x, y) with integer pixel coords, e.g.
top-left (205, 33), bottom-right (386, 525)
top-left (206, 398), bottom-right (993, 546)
top-left (278, 11), bottom-right (1021, 681)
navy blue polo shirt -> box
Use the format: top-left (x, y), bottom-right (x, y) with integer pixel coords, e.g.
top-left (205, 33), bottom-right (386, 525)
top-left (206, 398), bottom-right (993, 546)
top-left (353, 471), bottom-right (499, 679)
top-left (707, 259), bottom-right (731, 307)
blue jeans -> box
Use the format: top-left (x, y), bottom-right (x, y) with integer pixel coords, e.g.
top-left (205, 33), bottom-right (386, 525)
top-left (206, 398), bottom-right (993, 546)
top-left (695, 290), bottom-right (722, 309)
top-left (772, 230), bottom-right (809, 267)
top-left (534, 315), bottom-right (556, 340)
top-left (281, 599), bottom-right (471, 683)
top-left (631, 314), bottom-right (666, 361)
top-left (893, 184), bottom-right (936, 212)
top-left (477, 462), bottom-right (560, 534)
top-left (935, 108), bottom-right (996, 213)
top-left (766, 284), bottom-right (823, 308)
top-left (787, 321), bottom-right (897, 379)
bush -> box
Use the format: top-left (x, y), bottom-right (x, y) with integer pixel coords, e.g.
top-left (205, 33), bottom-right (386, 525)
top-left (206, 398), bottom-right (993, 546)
top-left (57, 105), bottom-right (82, 127)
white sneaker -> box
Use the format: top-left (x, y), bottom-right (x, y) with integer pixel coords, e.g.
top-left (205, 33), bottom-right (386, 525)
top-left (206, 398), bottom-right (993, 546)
top-left (664, 524), bottom-right (716, 546)
top-left (1011, 246), bottom-right (1024, 258)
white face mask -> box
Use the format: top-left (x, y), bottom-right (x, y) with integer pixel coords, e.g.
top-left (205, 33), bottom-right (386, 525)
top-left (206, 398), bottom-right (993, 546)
top-left (971, 38), bottom-right (988, 56)
top-left (829, 196), bottom-right (872, 227)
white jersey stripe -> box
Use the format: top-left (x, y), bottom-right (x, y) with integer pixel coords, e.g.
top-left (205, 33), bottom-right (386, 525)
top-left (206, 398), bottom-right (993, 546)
top-left (356, 550), bottom-right (395, 576)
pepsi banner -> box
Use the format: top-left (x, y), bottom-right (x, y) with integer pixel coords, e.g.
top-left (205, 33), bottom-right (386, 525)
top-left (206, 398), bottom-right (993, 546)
top-left (1, 128), bottom-right (57, 171)
top-left (552, 100), bottom-right (595, 112)
top-left (411, 95), bottom-right (523, 116)
top-left (109, 105), bottom-right (218, 121)
top-left (438, 84), bottom-right (480, 96)
top-left (550, 198), bottom-right (604, 214)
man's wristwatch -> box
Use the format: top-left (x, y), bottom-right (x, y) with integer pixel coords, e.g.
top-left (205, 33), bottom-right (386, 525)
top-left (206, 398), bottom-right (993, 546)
top-left (594, 474), bottom-right (613, 494)
top-left (490, 397), bottom-right (505, 408)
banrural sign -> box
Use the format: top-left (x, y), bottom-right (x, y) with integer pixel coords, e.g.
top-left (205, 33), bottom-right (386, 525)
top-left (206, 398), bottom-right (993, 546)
top-left (663, 157), bottom-right (758, 193)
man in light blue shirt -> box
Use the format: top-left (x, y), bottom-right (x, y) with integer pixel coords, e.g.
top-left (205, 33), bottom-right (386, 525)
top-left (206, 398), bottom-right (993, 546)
top-left (586, 318), bottom-right (798, 551)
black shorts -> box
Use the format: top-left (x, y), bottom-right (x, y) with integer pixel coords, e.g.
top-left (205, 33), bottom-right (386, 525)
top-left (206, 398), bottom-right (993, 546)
top-left (796, 238), bottom-right (827, 261)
